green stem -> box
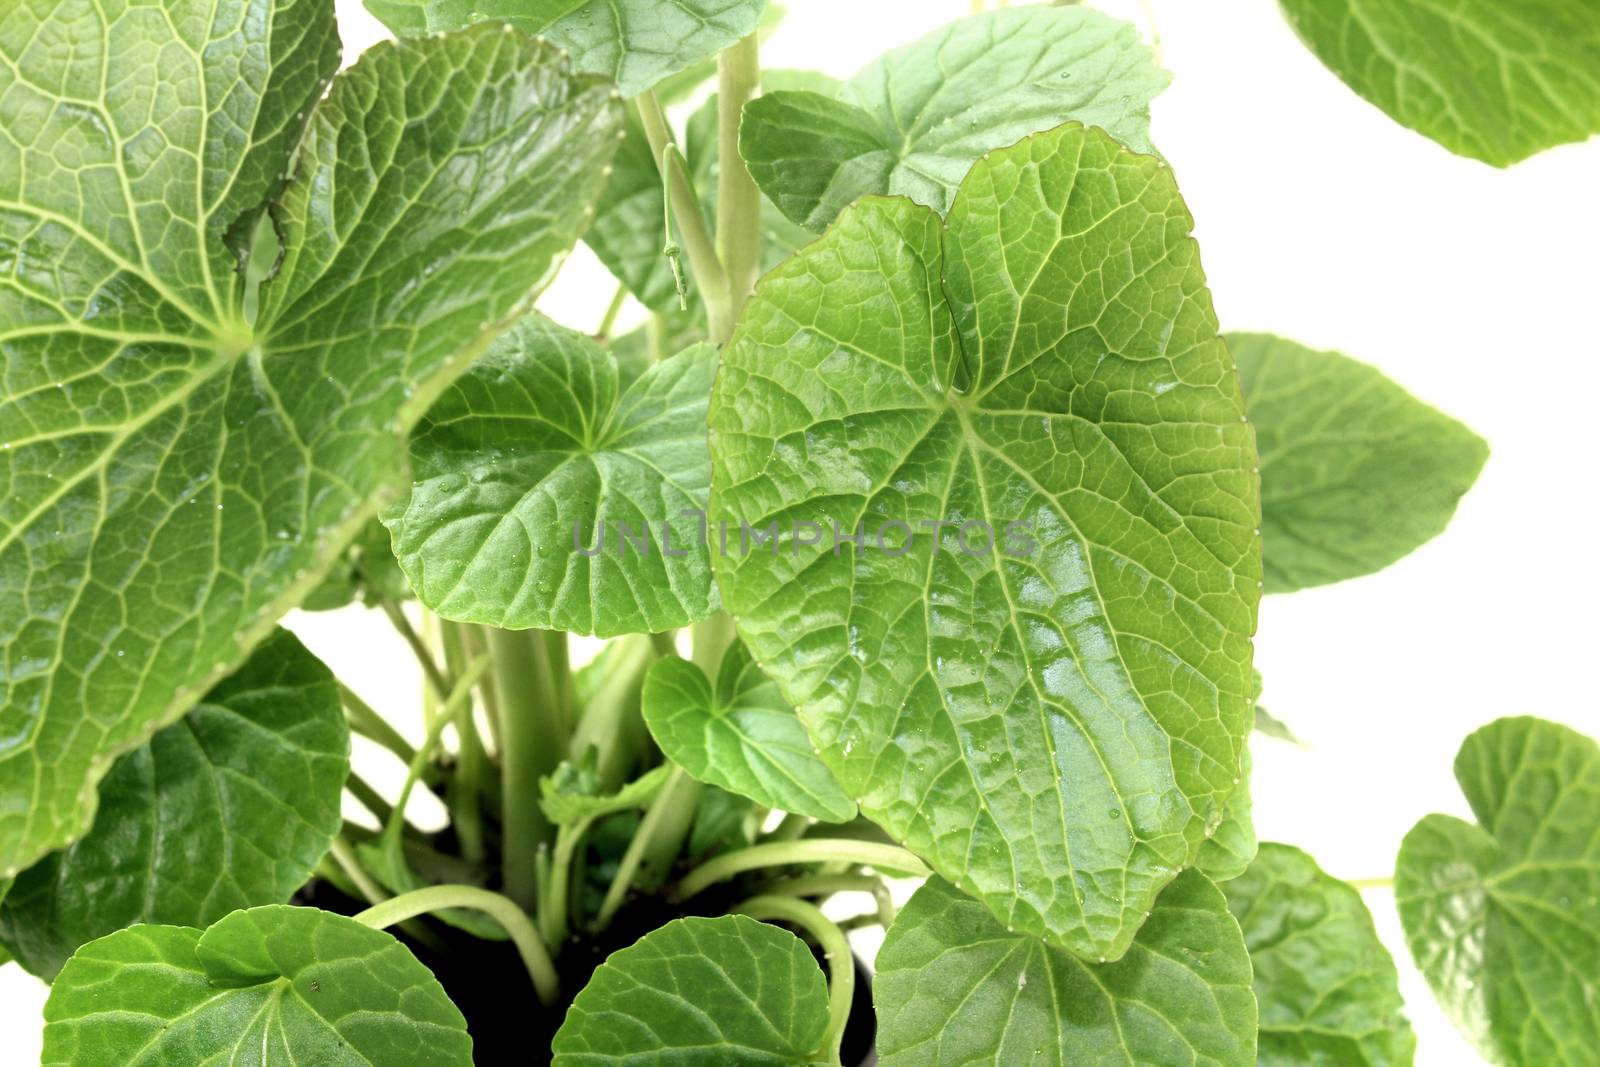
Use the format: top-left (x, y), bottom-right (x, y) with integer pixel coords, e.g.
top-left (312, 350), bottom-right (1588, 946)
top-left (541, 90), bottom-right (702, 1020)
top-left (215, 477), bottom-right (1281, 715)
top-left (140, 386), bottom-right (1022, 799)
top-left (439, 620), bottom-right (488, 863)
top-left (489, 627), bottom-right (568, 908)
top-left (540, 819), bottom-right (589, 950)
top-left (339, 683), bottom-right (417, 765)
top-left (716, 32), bottom-right (762, 319)
top-left (329, 837), bottom-right (389, 907)
top-left (382, 657), bottom-right (488, 855)
top-left (764, 872), bottom-right (895, 927)
top-left (354, 885), bottom-right (560, 1007)
top-left (764, 811), bottom-right (811, 841)
top-left (735, 895), bottom-right (853, 1065)
top-left (594, 767), bottom-right (690, 930)
top-left (567, 634), bottom-right (655, 787)
top-left (595, 283), bottom-right (628, 340)
top-left (691, 612), bottom-right (735, 675)
top-left (458, 624), bottom-right (503, 752)
top-left (344, 771), bottom-right (393, 825)
top-left (678, 839), bottom-right (929, 899)
top-left (635, 92), bottom-right (732, 341)
top-left (382, 599), bottom-right (451, 700)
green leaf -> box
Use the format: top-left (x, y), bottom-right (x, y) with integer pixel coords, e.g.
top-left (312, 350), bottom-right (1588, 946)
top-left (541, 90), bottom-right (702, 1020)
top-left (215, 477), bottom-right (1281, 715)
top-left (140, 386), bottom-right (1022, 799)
top-left (541, 761), bottom-right (672, 825)
top-left (1225, 843), bottom-right (1415, 1067)
top-left (689, 783), bottom-right (758, 856)
top-left (0, 5), bottom-right (622, 874)
top-left (709, 122), bottom-right (1260, 961)
top-left (42, 905), bottom-right (472, 1066)
top-left (385, 315), bottom-right (718, 636)
top-left (1197, 743), bottom-right (1257, 883)
top-left (365, 0), bottom-right (771, 97)
top-left (874, 872), bottom-right (1257, 1066)
top-left (1396, 716), bottom-right (1600, 1067)
top-left (1232, 333), bottom-right (1487, 594)
top-left (0, 629), bottom-right (346, 979)
top-left (552, 914), bottom-right (830, 1065)
top-left (1279, 0), bottom-right (1600, 166)
top-left (643, 644), bottom-right (855, 822)
top-left (742, 6), bottom-right (1169, 233)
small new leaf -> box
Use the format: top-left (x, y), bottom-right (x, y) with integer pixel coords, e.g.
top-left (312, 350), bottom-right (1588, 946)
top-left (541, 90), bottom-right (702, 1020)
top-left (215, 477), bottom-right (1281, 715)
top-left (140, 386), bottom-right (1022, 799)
top-left (874, 873), bottom-right (1257, 1066)
top-left (643, 643), bottom-right (855, 822)
top-left (0, 630), bottom-right (347, 980)
top-left (742, 6), bottom-right (1169, 232)
top-left (1396, 716), bottom-right (1600, 1067)
top-left (551, 914), bottom-right (830, 1064)
top-left (42, 906), bottom-right (472, 1066)
top-left (1233, 333), bottom-right (1487, 594)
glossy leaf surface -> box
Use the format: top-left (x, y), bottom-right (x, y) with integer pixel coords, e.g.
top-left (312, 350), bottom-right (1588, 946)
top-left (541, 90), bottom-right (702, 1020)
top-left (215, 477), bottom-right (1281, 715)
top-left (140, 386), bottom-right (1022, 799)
top-left (874, 873), bottom-right (1257, 1066)
top-left (0, 630), bottom-right (346, 979)
top-left (0, 4), bottom-right (621, 874)
top-left (710, 122), bottom-right (1260, 960)
top-left (1396, 717), bottom-right (1600, 1067)
top-left (742, 6), bottom-right (1168, 232)
top-left (386, 316), bottom-right (718, 636)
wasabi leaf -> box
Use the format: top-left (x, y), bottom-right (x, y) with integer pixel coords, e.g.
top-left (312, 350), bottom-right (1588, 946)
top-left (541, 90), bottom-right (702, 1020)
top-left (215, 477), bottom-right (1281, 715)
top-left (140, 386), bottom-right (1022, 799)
top-left (385, 316), bottom-right (719, 636)
top-left (0, 630), bottom-right (346, 980)
top-left (643, 643), bottom-right (855, 822)
top-left (1233, 333), bottom-right (1487, 593)
top-left (42, 906), bottom-right (472, 1066)
top-left (874, 873), bottom-right (1257, 1066)
top-left (742, 6), bottom-right (1169, 232)
top-left (0, 4), bottom-right (621, 874)
top-left (1396, 716), bottom-right (1600, 1067)
top-left (710, 122), bottom-right (1260, 960)
top-left (552, 914), bottom-right (830, 1064)
top-left (1279, 0), bottom-right (1600, 166)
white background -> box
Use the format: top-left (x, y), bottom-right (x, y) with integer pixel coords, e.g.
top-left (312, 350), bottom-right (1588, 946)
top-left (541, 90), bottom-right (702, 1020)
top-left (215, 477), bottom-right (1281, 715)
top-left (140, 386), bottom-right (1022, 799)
top-left (5, 2), bottom-right (1596, 1063)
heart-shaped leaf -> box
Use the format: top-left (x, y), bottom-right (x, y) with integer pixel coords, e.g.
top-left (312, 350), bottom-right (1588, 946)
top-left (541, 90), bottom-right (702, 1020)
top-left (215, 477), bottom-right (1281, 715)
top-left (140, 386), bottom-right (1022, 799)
top-left (709, 122), bottom-right (1261, 961)
top-left (1232, 333), bottom-right (1487, 594)
top-left (0, 629), bottom-right (346, 980)
top-left (1225, 843), bottom-right (1415, 1067)
top-left (385, 316), bottom-right (718, 636)
top-left (1279, 0), bottom-right (1600, 166)
top-left (643, 644), bottom-right (855, 822)
top-left (0, 3), bottom-right (622, 875)
top-left (365, 0), bottom-right (772, 97)
top-left (874, 872), bottom-right (1257, 1066)
top-left (742, 6), bottom-right (1169, 233)
top-left (552, 914), bottom-right (830, 1064)
top-left (42, 906), bottom-right (472, 1065)
top-left (1396, 716), bottom-right (1600, 1067)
